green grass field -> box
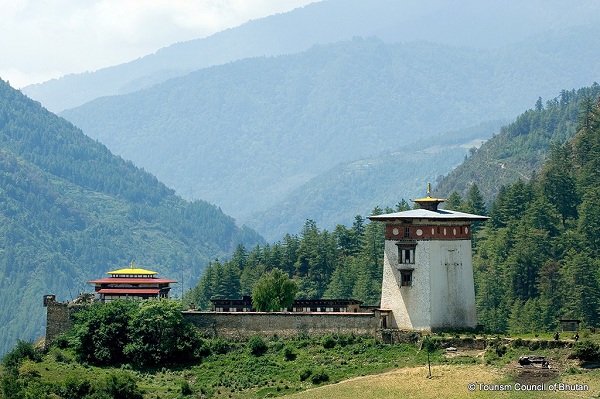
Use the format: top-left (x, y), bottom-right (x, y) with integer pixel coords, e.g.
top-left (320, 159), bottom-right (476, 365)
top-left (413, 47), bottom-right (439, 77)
top-left (6, 332), bottom-right (600, 398)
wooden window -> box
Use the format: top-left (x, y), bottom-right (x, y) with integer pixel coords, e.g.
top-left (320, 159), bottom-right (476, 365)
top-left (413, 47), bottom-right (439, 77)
top-left (398, 246), bottom-right (415, 264)
top-left (400, 271), bottom-right (413, 287)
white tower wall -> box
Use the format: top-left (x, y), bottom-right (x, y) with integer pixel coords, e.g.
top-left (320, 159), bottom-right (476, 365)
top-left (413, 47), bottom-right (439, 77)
top-left (379, 227), bottom-right (478, 331)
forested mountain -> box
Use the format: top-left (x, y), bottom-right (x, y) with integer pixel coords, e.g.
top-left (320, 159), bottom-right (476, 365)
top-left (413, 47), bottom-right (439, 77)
top-left (0, 80), bottom-right (263, 355)
top-left (470, 100), bottom-right (600, 332)
top-left (60, 26), bottom-right (600, 239)
top-left (187, 91), bottom-right (600, 333)
top-left (434, 84), bottom-right (600, 203)
top-left (21, 0), bottom-right (600, 113)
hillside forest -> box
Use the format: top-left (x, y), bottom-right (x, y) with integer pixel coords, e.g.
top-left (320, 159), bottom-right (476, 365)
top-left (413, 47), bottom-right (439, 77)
top-left (0, 80), bottom-right (264, 356)
top-left (186, 92), bottom-right (600, 333)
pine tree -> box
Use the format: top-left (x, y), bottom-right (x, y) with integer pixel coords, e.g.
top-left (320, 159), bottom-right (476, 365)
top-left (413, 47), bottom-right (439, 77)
top-left (465, 183), bottom-right (487, 215)
top-left (445, 191), bottom-right (463, 211)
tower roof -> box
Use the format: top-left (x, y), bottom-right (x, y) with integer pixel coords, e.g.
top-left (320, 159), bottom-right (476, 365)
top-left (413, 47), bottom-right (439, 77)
top-left (370, 183), bottom-right (488, 222)
top-left (368, 207), bottom-right (489, 222)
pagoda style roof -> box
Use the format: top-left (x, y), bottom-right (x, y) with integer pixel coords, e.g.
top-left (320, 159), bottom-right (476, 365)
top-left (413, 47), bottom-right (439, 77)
top-left (369, 208), bottom-right (489, 222)
top-left (87, 262), bottom-right (177, 285)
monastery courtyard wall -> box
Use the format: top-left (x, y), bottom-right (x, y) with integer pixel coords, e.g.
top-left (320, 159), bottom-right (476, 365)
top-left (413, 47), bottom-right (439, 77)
top-left (45, 298), bottom-right (382, 347)
top-left (182, 311), bottom-right (379, 339)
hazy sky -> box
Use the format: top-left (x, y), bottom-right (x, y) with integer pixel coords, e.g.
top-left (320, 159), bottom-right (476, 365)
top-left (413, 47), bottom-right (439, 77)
top-left (0, 0), bottom-right (318, 89)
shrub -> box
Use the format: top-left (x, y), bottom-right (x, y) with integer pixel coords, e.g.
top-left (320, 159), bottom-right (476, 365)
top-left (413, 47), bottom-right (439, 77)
top-left (322, 335), bottom-right (336, 349)
top-left (495, 344), bottom-right (507, 357)
top-left (311, 370), bottom-right (330, 384)
top-left (51, 348), bottom-right (70, 363)
top-left (570, 340), bottom-right (600, 361)
top-left (180, 380), bottom-right (193, 395)
top-left (2, 341), bottom-right (41, 369)
top-left (248, 335), bottom-right (268, 356)
top-left (57, 376), bottom-right (92, 399)
top-left (408, 332), bottom-right (421, 343)
top-left (283, 346), bottom-right (297, 361)
top-left (210, 338), bottom-right (229, 355)
top-left (299, 368), bottom-right (312, 382)
top-left (103, 372), bottom-right (144, 399)
top-left (52, 334), bottom-right (72, 349)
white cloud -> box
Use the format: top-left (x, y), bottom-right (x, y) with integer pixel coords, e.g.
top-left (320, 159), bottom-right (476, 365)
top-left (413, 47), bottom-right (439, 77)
top-left (0, 0), bottom-right (318, 88)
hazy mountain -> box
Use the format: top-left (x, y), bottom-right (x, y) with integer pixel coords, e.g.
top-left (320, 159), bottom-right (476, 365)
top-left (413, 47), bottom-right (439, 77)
top-left (60, 24), bottom-right (600, 239)
top-left (0, 80), bottom-right (263, 355)
top-left (249, 120), bottom-right (504, 241)
top-left (21, 0), bottom-right (600, 113)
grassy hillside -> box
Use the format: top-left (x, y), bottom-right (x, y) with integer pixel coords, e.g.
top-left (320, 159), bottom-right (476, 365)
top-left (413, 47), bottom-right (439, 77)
top-left (59, 27), bottom-right (600, 238)
top-left (0, 80), bottom-right (263, 355)
top-left (3, 332), bottom-right (599, 398)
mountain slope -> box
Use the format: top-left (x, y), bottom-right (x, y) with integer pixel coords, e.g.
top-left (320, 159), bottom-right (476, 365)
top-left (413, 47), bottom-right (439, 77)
top-left (60, 26), bottom-right (600, 237)
top-left (249, 120), bottom-right (503, 241)
top-left (434, 84), bottom-right (600, 202)
top-left (0, 80), bottom-right (263, 355)
top-left (21, 0), bottom-right (600, 113)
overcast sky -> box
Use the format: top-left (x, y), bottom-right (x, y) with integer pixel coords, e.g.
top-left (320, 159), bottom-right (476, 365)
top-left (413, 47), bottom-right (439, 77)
top-left (0, 0), bottom-right (318, 89)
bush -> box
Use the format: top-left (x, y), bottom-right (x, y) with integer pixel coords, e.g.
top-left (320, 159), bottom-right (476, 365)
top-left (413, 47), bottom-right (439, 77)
top-left (299, 368), bottom-right (312, 382)
top-left (180, 380), bottom-right (193, 395)
top-left (51, 348), bottom-right (71, 363)
top-left (311, 370), bottom-right (329, 384)
top-left (248, 335), bottom-right (268, 356)
top-left (52, 334), bottom-right (72, 349)
top-left (283, 346), bottom-right (297, 361)
top-left (2, 341), bottom-right (41, 369)
top-left (495, 344), bottom-right (507, 357)
top-left (210, 338), bottom-right (229, 355)
top-left (57, 376), bottom-right (92, 399)
top-left (322, 335), bottom-right (336, 349)
top-left (103, 372), bottom-right (143, 399)
top-left (570, 340), bottom-right (600, 361)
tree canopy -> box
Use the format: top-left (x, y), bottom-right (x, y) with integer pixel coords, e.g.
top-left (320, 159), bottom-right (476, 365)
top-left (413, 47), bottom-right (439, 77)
top-left (252, 269), bottom-right (298, 312)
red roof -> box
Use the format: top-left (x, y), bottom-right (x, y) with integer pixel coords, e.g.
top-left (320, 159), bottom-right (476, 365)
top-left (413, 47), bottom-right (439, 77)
top-left (87, 277), bottom-right (177, 284)
top-left (97, 288), bottom-right (162, 295)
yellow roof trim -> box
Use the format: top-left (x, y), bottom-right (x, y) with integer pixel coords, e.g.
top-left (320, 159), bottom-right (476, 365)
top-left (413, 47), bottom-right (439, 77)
top-left (412, 196), bottom-right (446, 202)
top-left (108, 268), bottom-right (158, 275)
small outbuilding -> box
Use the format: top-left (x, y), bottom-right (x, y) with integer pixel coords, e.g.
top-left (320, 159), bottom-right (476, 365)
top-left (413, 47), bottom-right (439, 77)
top-left (559, 319), bottom-right (581, 332)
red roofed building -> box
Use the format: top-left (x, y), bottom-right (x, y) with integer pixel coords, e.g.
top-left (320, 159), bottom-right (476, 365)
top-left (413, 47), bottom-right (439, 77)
top-left (87, 262), bottom-right (177, 301)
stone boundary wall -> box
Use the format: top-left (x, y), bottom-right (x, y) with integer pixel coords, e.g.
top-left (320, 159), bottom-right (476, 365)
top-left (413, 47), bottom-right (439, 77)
top-left (182, 311), bottom-right (380, 339)
top-left (45, 300), bottom-right (71, 348)
top-left (45, 301), bottom-right (381, 347)
top-left (44, 298), bottom-right (90, 349)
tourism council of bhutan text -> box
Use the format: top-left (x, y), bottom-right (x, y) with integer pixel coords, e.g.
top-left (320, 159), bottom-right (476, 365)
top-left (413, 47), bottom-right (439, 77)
top-left (468, 382), bottom-right (589, 392)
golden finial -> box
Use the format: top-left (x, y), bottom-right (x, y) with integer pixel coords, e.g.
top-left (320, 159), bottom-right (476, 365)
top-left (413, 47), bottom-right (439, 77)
top-left (130, 260), bottom-right (135, 269)
top-left (411, 183), bottom-right (446, 211)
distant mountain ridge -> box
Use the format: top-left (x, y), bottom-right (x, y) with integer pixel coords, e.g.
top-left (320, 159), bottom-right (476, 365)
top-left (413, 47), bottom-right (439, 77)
top-left (59, 25), bottom-right (600, 238)
top-left (0, 80), bottom-right (263, 355)
top-left (21, 0), bottom-right (600, 113)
